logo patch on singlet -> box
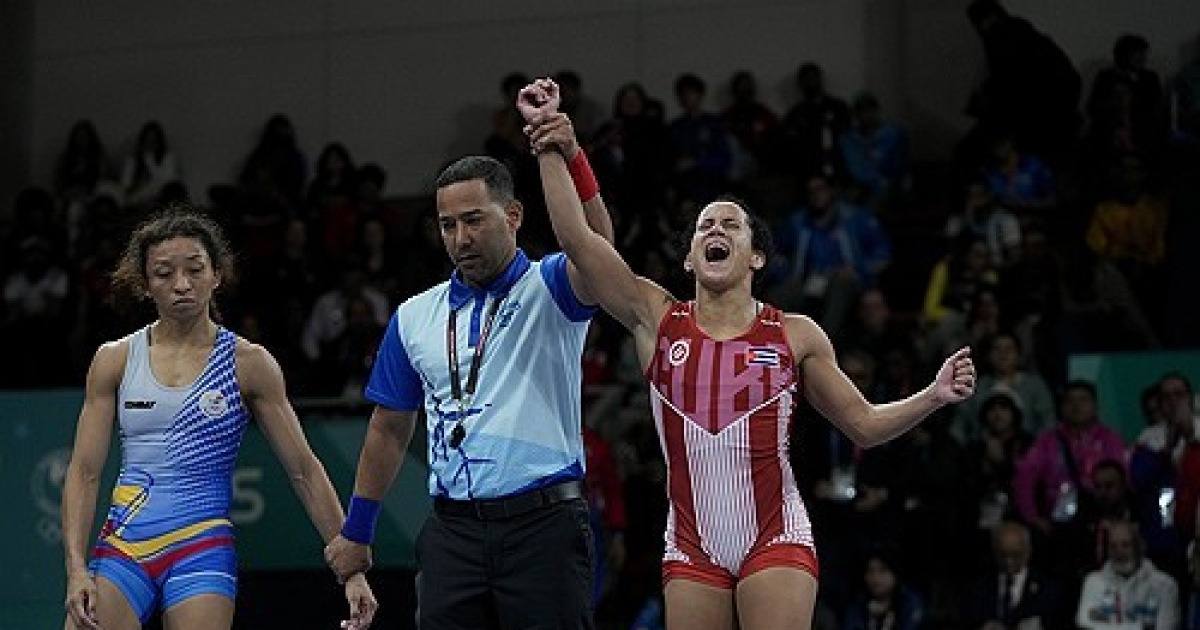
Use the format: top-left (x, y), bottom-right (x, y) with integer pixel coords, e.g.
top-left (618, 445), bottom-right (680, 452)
top-left (668, 339), bottom-right (690, 367)
top-left (124, 400), bottom-right (157, 409)
top-left (199, 390), bottom-right (228, 418)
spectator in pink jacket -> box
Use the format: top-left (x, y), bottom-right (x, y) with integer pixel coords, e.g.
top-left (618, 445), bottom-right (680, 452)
top-left (1013, 380), bottom-right (1128, 587)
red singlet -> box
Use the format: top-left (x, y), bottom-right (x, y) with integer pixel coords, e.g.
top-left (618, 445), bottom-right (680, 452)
top-left (646, 301), bottom-right (818, 588)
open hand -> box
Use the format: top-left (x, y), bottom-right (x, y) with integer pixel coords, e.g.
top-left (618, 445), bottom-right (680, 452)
top-left (64, 571), bottom-right (100, 630)
top-left (341, 572), bottom-right (378, 630)
top-left (325, 534), bottom-right (373, 584)
top-left (932, 346), bottom-right (975, 404)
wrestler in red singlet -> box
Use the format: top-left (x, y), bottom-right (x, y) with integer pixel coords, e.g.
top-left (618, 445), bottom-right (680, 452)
top-left (526, 85), bottom-right (977, 628)
top-left (648, 301), bottom-right (818, 589)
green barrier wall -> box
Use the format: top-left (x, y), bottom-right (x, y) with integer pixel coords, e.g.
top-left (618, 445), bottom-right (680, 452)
top-left (1068, 350), bottom-right (1200, 442)
top-left (7, 350), bottom-right (1191, 624)
top-left (0, 391), bottom-right (428, 626)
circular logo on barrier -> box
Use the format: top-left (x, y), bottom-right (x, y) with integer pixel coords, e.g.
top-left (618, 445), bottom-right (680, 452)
top-left (31, 448), bottom-right (71, 543)
top-left (668, 340), bottom-right (690, 367)
top-left (31, 448), bottom-right (70, 516)
top-left (199, 390), bottom-right (228, 418)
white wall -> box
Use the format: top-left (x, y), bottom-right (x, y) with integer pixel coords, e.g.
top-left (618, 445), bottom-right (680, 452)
top-left (30, 0), bottom-right (867, 197)
top-left (1012, 0), bottom-right (1200, 84)
top-left (1, 0), bottom-right (34, 207)
top-left (898, 0), bottom-right (988, 160)
top-left (899, 0), bottom-right (1200, 159)
top-left (28, 1), bottom-right (1200, 197)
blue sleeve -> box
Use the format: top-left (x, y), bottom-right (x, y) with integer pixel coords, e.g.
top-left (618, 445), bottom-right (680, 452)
top-left (839, 134), bottom-right (873, 185)
top-left (864, 214), bottom-right (892, 265)
top-left (853, 211), bottom-right (892, 284)
top-left (1128, 446), bottom-right (1162, 490)
top-left (539, 252), bottom-right (596, 322)
top-left (984, 168), bottom-right (1005, 197)
top-left (773, 213), bottom-right (800, 258)
top-left (884, 127), bottom-right (910, 182)
top-left (697, 119), bottom-right (733, 175)
top-left (364, 311), bottom-right (423, 411)
top-left (1032, 158), bottom-right (1055, 197)
top-left (767, 214), bottom-right (801, 284)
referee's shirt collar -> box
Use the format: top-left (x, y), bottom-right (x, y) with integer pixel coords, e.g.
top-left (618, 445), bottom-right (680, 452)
top-left (448, 249), bottom-right (529, 310)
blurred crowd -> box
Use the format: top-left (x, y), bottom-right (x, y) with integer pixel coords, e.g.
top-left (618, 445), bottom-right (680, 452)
top-left (4, 1), bottom-right (1200, 627)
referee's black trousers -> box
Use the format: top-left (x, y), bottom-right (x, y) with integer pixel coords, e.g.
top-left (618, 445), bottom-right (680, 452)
top-left (415, 488), bottom-right (595, 629)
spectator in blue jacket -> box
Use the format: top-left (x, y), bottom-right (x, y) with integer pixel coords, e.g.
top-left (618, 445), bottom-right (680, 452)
top-left (771, 174), bottom-right (892, 339)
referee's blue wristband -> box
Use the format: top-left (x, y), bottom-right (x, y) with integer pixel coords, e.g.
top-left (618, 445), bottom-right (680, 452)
top-left (341, 496), bottom-right (381, 544)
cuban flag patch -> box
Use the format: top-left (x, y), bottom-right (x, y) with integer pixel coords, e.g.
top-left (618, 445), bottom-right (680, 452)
top-left (746, 346), bottom-right (781, 367)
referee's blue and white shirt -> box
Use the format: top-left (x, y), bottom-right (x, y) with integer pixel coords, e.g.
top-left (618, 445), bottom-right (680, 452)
top-left (365, 249), bottom-right (595, 500)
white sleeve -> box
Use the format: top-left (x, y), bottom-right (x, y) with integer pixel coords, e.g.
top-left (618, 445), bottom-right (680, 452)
top-left (120, 155), bottom-right (136, 190)
top-left (1153, 575), bottom-right (1180, 630)
top-left (158, 153), bottom-right (180, 184)
top-left (1074, 574), bottom-right (1140, 630)
top-left (301, 296), bottom-right (330, 361)
top-left (999, 213), bottom-right (1022, 248)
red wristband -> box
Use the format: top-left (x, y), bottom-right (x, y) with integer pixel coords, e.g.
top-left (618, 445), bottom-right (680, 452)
top-left (567, 150), bottom-right (600, 203)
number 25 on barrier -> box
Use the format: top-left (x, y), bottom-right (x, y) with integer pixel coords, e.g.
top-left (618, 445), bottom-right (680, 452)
top-left (231, 467), bottom-right (264, 523)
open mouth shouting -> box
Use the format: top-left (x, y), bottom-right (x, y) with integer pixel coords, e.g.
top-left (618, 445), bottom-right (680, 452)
top-left (703, 240), bottom-right (731, 263)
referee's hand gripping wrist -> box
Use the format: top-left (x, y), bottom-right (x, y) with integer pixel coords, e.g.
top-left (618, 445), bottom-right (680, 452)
top-left (326, 495), bottom-right (379, 583)
top-left (326, 533), bottom-right (374, 584)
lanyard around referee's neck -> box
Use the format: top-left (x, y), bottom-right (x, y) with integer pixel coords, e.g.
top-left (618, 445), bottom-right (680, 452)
top-left (446, 294), bottom-right (504, 416)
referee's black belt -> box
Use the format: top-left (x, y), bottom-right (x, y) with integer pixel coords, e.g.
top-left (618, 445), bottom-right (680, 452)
top-left (433, 480), bottom-right (584, 520)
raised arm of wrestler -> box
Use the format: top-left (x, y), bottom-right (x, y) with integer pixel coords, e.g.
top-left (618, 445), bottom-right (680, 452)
top-left (522, 83), bottom-right (675, 369)
top-left (528, 103), bottom-right (976, 448)
top-left (515, 77), bottom-right (615, 307)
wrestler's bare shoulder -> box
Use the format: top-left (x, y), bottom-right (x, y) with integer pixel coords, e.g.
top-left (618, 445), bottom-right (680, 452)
top-left (779, 311), bottom-right (832, 358)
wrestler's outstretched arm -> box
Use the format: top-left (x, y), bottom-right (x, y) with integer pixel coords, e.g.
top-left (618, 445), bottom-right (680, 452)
top-left (787, 314), bottom-right (976, 447)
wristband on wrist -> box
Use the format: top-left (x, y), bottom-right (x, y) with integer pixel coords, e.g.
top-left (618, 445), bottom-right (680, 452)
top-left (567, 149), bottom-right (600, 203)
top-left (341, 495), bottom-right (381, 544)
